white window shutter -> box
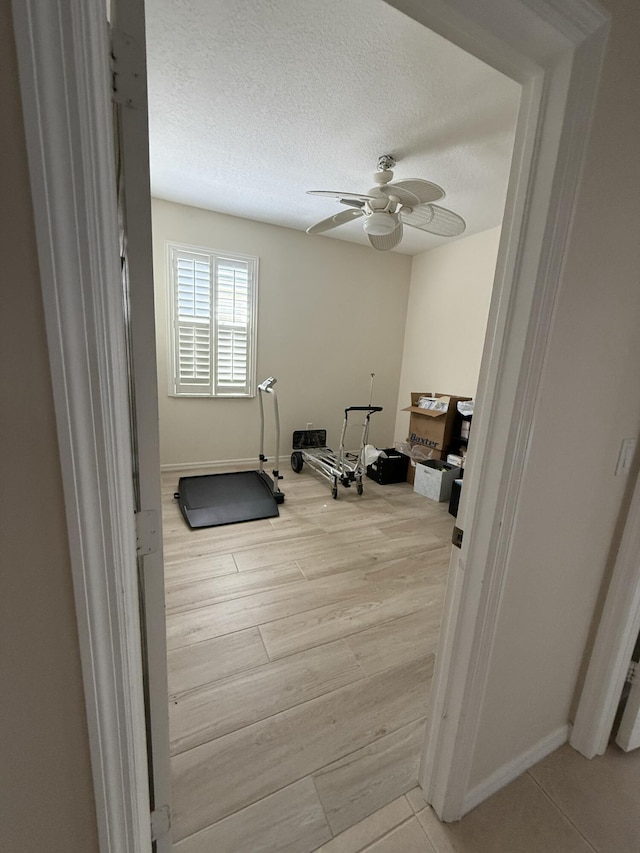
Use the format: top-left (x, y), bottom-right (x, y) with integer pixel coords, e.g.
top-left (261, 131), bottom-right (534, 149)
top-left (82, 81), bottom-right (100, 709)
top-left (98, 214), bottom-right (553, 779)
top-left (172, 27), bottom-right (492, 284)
top-left (168, 244), bottom-right (257, 397)
top-left (172, 249), bottom-right (213, 394)
top-left (214, 256), bottom-right (253, 395)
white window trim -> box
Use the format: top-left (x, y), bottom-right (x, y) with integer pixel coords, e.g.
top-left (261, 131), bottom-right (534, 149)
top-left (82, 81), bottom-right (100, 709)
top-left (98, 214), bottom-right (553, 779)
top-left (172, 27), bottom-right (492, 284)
top-left (166, 241), bottom-right (258, 398)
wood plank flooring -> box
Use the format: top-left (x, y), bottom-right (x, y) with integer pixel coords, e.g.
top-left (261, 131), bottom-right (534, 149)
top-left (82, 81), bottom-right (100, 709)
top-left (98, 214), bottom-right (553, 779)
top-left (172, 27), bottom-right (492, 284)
top-left (162, 462), bottom-right (453, 851)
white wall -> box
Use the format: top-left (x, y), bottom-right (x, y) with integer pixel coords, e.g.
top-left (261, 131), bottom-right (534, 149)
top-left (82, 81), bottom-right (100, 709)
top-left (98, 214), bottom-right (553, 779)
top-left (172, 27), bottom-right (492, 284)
top-left (468, 0), bottom-right (640, 788)
top-left (394, 227), bottom-right (500, 443)
top-left (152, 199), bottom-right (412, 467)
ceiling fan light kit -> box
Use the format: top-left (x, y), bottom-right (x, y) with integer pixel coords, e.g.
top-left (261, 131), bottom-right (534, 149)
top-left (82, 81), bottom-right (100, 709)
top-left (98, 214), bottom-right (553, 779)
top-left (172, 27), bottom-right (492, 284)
top-left (306, 155), bottom-right (466, 250)
top-left (362, 211), bottom-right (398, 236)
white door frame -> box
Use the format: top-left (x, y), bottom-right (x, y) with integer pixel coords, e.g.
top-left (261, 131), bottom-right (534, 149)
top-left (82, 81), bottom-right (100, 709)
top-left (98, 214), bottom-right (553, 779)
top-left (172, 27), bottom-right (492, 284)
top-left (13, 0), bottom-right (614, 850)
top-left (11, 2), bottom-right (152, 851)
top-left (570, 466), bottom-right (640, 757)
top-left (109, 0), bottom-right (173, 848)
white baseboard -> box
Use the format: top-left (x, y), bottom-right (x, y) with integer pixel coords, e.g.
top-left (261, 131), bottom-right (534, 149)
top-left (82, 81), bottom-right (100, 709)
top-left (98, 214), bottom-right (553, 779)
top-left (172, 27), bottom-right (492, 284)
top-left (161, 457), bottom-right (256, 473)
top-left (462, 724), bottom-right (571, 815)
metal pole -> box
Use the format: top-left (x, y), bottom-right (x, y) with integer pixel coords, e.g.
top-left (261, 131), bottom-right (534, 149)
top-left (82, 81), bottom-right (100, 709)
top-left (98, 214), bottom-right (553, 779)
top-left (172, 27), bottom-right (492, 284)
top-left (258, 384), bottom-right (265, 474)
top-left (271, 385), bottom-right (281, 491)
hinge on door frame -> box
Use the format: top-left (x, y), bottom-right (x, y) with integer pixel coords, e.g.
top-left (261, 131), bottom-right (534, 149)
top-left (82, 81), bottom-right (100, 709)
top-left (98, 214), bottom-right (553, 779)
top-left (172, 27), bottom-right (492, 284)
top-left (135, 509), bottom-right (159, 556)
top-left (626, 660), bottom-right (638, 685)
top-left (150, 804), bottom-right (171, 843)
top-left (109, 26), bottom-right (147, 109)
top-left (452, 525), bottom-right (464, 549)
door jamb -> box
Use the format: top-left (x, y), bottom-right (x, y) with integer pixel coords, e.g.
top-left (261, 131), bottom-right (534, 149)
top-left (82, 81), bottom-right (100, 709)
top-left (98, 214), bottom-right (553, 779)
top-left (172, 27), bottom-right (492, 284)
top-left (570, 465), bottom-right (640, 757)
top-left (12, 0), bottom-right (612, 848)
top-left (12, 2), bottom-right (151, 851)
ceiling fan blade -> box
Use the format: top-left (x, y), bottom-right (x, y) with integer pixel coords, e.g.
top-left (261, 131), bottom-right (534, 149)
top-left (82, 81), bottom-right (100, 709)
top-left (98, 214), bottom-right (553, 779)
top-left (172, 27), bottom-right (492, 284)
top-left (401, 203), bottom-right (466, 237)
top-left (307, 190), bottom-right (377, 202)
top-left (387, 179), bottom-right (445, 204)
top-left (306, 207), bottom-right (363, 235)
top-left (367, 221), bottom-right (403, 251)
top-left (339, 198), bottom-right (366, 209)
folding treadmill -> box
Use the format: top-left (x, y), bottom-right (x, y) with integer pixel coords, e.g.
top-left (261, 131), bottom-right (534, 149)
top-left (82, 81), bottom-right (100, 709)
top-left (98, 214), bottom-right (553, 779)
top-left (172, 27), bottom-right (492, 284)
top-left (174, 377), bottom-right (284, 528)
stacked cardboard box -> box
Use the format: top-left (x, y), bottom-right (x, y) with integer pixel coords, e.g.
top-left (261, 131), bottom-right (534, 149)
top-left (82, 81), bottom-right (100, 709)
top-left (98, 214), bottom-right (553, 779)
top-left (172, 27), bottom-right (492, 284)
top-left (403, 392), bottom-right (472, 483)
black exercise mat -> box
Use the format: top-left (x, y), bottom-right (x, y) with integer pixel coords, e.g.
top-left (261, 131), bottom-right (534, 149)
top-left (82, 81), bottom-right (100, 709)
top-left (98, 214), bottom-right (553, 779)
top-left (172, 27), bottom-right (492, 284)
top-left (176, 471), bottom-right (279, 529)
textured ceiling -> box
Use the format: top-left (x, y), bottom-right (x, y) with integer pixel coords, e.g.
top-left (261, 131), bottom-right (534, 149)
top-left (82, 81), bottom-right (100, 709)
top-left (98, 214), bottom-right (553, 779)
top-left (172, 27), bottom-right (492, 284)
top-left (145, 0), bottom-right (521, 255)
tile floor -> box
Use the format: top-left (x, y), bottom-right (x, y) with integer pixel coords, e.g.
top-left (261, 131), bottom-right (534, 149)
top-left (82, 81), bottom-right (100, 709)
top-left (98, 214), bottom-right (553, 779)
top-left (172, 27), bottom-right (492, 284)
top-left (163, 462), bottom-right (453, 850)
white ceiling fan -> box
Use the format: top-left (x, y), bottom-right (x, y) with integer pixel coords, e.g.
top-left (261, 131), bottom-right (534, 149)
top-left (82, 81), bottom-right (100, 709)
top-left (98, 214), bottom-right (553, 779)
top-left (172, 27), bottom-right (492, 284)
top-left (306, 154), bottom-right (466, 250)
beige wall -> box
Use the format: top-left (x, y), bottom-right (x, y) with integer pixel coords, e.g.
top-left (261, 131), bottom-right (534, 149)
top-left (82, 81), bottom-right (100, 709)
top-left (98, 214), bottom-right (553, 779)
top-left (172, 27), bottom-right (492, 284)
top-left (469, 0), bottom-right (640, 788)
top-left (0, 2), bottom-right (99, 850)
top-left (394, 227), bottom-right (500, 443)
top-left (152, 198), bottom-right (412, 467)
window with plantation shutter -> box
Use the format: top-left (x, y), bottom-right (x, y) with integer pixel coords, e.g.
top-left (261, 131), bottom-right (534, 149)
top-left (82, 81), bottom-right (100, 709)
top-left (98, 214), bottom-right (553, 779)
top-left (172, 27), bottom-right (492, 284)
top-left (168, 244), bottom-right (257, 397)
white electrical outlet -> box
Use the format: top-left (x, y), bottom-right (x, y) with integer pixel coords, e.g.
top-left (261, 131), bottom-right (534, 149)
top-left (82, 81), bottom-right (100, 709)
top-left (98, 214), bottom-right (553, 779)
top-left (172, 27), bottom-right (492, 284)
top-left (615, 438), bottom-right (637, 476)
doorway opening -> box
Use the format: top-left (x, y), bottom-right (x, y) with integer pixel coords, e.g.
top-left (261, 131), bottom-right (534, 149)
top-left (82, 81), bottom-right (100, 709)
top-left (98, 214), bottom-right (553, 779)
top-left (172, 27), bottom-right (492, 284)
top-left (145, 2), bottom-right (519, 845)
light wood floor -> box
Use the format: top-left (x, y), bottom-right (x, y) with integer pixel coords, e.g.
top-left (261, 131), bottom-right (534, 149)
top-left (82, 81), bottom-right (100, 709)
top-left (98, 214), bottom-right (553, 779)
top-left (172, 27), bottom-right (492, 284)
top-left (161, 462), bottom-right (454, 852)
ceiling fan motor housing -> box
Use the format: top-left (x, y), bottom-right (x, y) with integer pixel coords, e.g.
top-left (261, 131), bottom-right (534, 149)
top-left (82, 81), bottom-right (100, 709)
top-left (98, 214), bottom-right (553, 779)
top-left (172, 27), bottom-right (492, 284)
top-left (366, 192), bottom-right (395, 212)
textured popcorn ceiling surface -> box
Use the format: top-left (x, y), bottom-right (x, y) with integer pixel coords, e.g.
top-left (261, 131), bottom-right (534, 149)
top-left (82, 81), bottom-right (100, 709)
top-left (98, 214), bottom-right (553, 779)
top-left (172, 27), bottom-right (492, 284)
top-left (146, 0), bottom-right (521, 254)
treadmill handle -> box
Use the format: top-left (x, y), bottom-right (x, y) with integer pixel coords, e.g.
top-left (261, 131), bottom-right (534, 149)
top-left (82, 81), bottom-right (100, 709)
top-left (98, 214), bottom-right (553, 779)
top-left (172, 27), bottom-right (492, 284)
top-left (345, 406), bottom-right (383, 412)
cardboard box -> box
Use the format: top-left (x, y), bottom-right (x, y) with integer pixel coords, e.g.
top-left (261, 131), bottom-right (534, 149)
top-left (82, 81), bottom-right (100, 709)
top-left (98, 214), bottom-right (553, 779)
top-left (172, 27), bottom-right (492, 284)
top-left (366, 449), bottom-right (410, 485)
top-left (403, 392), bottom-right (472, 456)
top-left (414, 459), bottom-right (462, 502)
